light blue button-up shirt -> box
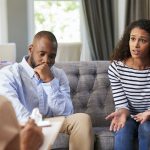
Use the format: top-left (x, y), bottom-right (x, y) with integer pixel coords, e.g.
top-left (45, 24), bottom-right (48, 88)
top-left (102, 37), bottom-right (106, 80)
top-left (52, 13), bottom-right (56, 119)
top-left (0, 56), bottom-right (73, 122)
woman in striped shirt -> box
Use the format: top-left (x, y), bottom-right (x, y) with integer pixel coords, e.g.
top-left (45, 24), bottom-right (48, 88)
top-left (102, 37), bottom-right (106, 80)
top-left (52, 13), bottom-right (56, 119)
top-left (106, 19), bottom-right (150, 150)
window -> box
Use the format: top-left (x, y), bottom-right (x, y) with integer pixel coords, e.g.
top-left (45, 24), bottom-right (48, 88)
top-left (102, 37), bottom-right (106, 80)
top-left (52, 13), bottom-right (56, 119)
top-left (34, 0), bottom-right (80, 43)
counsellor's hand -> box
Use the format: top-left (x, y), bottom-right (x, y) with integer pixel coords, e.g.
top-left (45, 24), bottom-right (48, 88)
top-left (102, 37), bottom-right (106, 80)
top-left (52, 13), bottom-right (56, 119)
top-left (20, 119), bottom-right (43, 150)
top-left (105, 108), bottom-right (129, 132)
top-left (132, 110), bottom-right (150, 124)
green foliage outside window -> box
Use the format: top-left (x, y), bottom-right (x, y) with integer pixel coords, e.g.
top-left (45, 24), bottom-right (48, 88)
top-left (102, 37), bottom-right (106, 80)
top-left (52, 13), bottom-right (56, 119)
top-left (34, 0), bottom-right (80, 42)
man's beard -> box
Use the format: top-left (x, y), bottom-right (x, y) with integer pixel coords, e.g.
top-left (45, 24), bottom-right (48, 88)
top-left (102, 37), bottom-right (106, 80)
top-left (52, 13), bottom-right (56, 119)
top-left (29, 55), bottom-right (52, 68)
top-left (30, 55), bottom-right (37, 68)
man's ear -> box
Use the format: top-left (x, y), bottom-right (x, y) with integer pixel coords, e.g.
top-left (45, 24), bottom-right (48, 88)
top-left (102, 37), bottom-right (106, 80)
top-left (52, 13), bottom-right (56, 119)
top-left (28, 44), bottom-right (33, 55)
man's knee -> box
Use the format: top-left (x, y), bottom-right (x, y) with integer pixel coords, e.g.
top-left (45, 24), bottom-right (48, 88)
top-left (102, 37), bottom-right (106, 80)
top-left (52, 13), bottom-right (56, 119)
top-left (67, 113), bottom-right (92, 129)
top-left (74, 113), bottom-right (91, 123)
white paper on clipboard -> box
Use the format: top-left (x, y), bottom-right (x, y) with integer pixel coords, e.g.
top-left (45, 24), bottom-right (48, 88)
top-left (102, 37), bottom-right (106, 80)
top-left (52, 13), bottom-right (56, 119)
top-left (39, 116), bottom-right (65, 150)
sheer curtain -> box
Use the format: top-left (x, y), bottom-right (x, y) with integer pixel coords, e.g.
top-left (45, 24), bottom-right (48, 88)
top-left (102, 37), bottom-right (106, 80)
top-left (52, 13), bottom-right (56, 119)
top-left (0, 0), bottom-right (8, 43)
top-left (80, 0), bottom-right (92, 61)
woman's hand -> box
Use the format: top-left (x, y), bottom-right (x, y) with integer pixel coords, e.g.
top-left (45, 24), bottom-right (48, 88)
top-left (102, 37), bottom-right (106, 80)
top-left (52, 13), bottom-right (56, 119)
top-left (105, 108), bottom-right (129, 132)
top-left (132, 110), bottom-right (150, 124)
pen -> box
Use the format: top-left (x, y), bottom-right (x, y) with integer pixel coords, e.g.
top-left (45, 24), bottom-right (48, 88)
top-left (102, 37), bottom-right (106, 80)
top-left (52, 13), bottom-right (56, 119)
top-left (38, 124), bottom-right (51, 127)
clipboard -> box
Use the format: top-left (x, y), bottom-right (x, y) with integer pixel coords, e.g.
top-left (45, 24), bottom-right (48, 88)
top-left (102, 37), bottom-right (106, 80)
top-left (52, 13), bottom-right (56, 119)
top-left (39, 116), bottom-right (65, 150)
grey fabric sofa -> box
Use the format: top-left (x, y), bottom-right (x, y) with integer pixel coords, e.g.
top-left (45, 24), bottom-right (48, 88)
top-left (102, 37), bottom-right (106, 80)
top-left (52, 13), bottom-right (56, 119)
top-left (0, 61), bottom-right (138, 150)
top-left (52, 61), bottom-right (115, 150)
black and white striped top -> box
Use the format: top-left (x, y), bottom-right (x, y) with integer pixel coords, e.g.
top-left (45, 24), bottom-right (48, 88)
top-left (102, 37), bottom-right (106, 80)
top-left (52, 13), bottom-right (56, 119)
top-left (108, 61), bottom-right (150, 115)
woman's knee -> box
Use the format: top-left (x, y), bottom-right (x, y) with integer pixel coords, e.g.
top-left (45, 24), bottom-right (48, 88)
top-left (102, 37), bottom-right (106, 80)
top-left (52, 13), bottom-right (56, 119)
top-left (115, 118), bottom-right (137, 139)
top-left (139, 121), bottom-right (150, 134)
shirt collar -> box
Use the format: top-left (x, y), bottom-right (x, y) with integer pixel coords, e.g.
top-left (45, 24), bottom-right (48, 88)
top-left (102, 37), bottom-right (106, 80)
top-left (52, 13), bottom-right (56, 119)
top-left (20, 56), bottom-right (35, 78)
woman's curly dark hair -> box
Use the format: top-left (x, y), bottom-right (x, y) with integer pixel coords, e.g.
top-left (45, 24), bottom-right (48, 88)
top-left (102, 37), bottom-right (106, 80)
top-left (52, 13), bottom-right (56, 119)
top-left (111, 19), bottom-right (150, 61)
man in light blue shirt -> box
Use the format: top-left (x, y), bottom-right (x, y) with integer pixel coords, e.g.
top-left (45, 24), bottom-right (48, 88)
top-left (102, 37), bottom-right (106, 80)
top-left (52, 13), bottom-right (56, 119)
top-left (0, 31), bottom-right (93, 150)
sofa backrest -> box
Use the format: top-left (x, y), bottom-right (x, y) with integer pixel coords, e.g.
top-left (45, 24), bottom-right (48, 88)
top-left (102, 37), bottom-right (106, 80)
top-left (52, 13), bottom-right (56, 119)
top-left (0, 61), bottom-right (13, 69)
top-left (55, 61), bottom-right (115, 127)
top-left (0, 61), bottom-right (115, 127)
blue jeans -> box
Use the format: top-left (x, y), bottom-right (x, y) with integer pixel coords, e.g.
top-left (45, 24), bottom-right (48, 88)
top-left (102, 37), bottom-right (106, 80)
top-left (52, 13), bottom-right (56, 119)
top-left (114, 118), bottom-right (150, 150)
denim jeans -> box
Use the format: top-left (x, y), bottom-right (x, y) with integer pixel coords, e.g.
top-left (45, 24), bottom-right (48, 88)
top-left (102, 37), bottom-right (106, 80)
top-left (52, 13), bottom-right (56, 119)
top-left (114, 118), bottom-right (150, 150)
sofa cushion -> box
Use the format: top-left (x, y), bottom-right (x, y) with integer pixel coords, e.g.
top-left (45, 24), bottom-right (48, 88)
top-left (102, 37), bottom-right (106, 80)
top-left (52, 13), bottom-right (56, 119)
top-left (0, 61), bottom-right (13, 69)
top-left (51, 127), bottom-right (114, 150)
top-left (55, 61), bottom-right (115, 127)
top-left (51, 133), bottom-right (69, 149)
top-left (51, 127), bottom-right (138, 150)
top-left (94, 127), bottom-right (114, 150)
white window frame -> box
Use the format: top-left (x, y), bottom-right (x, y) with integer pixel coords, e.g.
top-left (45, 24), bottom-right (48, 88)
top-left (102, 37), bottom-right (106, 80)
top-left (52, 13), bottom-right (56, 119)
top-left (27, 0), bottom-right (34, 44)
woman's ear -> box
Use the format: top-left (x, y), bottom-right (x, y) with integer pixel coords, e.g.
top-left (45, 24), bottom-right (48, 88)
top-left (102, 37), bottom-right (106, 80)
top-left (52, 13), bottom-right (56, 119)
top-left (28, 44), bottom-right (33, 55)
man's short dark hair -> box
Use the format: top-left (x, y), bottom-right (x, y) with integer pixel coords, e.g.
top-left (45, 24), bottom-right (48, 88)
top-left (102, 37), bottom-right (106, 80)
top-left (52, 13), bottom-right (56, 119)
top-left (33, 31), bottom-right (58, 51)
